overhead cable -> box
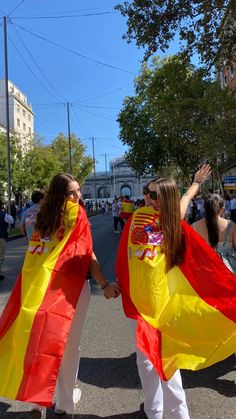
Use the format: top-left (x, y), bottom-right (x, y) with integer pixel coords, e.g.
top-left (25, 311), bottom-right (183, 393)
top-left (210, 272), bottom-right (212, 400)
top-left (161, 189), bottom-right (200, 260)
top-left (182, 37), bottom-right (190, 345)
top-left (12, 24), bottom-right (67, 102)
top-left (11, 11), bottom-right (115, 19)
top-left (13, 23), bottom-right (135, 74)
top-left (7, 33), bottom-right (65, 102)
top-left (8, 0), bottom-right (25, 17)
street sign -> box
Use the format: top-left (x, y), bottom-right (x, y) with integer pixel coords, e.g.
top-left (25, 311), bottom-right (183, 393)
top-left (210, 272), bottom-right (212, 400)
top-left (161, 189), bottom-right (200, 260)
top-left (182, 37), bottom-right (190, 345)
top-left (224, 176), bottom-right (236, 183)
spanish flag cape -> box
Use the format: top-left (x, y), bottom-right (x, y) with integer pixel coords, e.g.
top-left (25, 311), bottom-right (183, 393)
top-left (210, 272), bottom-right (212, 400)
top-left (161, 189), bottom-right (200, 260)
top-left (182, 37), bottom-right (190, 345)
top-left (116, 206), bottom-right (236, 380)
top-left (0, 201), bottom-right (92, 406)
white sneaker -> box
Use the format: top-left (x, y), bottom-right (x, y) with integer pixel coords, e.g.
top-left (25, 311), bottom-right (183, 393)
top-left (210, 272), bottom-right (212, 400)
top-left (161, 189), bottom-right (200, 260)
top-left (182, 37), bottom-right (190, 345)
top-left (73, 387), bottom-right (81, 404)
top-left (55, 388), bottom-right (81, 415)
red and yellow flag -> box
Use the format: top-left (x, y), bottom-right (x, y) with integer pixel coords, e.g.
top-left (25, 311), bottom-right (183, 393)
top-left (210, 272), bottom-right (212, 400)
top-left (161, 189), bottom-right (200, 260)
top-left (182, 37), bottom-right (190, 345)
top-left (0, 201), bottom-right (92, 406)
top-left (116, 206), bottom-right (236, 380)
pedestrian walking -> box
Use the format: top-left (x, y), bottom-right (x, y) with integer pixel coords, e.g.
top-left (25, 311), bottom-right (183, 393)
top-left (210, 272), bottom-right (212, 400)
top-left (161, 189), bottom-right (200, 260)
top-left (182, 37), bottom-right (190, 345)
top-left (116, 164), bottom-right (236, 419)
top-left (112, 198), bottom-right (123, 233)
top-left (10, 201), bottom-right (17, 229)
top-left (0, 173), bottom-right (119, 419)
top-left (20, 190), bottom-right (45, 241)
top-left (0, 200), bottom-right (14, 280)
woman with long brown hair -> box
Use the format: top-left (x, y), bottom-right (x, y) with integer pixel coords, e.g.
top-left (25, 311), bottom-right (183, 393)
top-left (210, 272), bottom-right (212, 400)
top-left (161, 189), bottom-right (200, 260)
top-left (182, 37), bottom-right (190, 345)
top-left (0, 172), bottom-right (119, 419)
top-left (191, 194), bottom-right (236, 273)
top-left (116, 164), bottom-right (211, 419)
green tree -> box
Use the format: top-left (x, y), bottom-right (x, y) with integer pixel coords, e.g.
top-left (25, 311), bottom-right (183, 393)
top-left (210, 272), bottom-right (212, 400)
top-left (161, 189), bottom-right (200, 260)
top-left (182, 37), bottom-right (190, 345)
top-left (115, 0), bottom-right (236, 66)
top-left (51, 133), bottom-right (93, 182)
top-left (117, 55), bottom-right (236, 181)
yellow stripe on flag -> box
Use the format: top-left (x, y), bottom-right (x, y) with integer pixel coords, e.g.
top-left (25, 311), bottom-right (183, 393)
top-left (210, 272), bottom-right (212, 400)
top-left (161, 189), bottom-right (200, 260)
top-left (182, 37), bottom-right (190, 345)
top-left (128, 218), bottom-right (236, 379)
top-left (0, 202), bottom-right (78, 398)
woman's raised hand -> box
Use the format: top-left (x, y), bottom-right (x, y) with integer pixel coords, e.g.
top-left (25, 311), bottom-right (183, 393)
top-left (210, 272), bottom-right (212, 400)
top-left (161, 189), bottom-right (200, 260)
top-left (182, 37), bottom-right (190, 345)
top-left (194, 163), bottom-right (211, 184)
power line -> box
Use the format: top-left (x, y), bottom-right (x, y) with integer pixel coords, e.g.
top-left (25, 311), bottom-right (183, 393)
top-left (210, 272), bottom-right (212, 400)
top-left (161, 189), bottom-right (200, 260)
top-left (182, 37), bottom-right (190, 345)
top-left (74, 104), bottom-right (116, 121)
top-left (73, 84), bottom-right (131, 104)
top-left (11, 11), bottom-right (115, 19)
top-left (12, 24), bottom-right (67, 102)
top-left (70, 105), bottom-right (91, 138)
top-left (13, 23), bottom-right (135, 74)
top-left (8, 25), bottom-right (135, 67)
top-left (78, 104), bottom-right (118, 110)
top-left (7, 33), bottom-right (65, 102)
top-left (8, 0), bottom-right (25, 17)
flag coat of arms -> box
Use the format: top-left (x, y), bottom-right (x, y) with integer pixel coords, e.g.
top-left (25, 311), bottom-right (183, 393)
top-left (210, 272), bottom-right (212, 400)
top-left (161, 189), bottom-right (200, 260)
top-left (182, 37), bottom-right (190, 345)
top-left (116, 206), bottom-right (236, 380)
top-left (0, 201), bottom-right (92, 406)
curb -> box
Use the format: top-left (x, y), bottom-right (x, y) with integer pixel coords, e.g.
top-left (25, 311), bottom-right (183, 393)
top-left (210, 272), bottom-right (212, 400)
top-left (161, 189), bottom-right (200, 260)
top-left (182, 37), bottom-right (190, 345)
top-left (7, 234), bottom-right (24, 242)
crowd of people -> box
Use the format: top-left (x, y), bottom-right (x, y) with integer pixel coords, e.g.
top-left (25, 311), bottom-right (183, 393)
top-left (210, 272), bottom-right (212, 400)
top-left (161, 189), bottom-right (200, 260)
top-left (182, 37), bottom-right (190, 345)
top-left (0, 165), bottom-right (235, 419)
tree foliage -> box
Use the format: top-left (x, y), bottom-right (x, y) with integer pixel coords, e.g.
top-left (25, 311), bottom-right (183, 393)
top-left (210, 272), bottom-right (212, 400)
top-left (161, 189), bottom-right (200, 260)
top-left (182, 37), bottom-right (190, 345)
top-left (115, 0), bottom-right (236, 65)
top-left (51, 133), bottom-right (93, 182)
top-left (117, 55), bottom-right (236, 180)
top-left (0, 133), bottom-right (93, 202)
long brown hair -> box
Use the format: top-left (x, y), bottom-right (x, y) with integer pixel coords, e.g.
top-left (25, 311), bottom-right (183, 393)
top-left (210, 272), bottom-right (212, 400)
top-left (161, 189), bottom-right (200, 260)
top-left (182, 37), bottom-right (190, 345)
top-left (35, 173), bottom-right (77, 238)
top-left (151, 177), bottom-right (185, 272)
top-left (204, 194), bottom-right (224, 248)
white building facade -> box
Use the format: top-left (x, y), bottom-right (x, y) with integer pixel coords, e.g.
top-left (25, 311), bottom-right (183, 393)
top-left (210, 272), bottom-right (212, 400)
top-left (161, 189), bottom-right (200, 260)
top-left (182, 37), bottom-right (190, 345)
top-left (0, 80), bottom-right (34, 150)
top-left (82, 157), bottom-right (154, 200)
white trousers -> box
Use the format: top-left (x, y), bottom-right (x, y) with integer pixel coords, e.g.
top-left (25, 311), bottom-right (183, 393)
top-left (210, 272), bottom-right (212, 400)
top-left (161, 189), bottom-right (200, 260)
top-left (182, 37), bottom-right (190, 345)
top-left (131, 320), bottom-right (190, 419)
top-left (55, 280), bottom-right (91, 414)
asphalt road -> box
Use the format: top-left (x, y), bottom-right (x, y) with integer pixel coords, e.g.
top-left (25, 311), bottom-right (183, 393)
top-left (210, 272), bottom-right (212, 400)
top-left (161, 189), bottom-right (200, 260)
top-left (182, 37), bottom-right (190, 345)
top-left (0, 212), bottom-right (235, 418)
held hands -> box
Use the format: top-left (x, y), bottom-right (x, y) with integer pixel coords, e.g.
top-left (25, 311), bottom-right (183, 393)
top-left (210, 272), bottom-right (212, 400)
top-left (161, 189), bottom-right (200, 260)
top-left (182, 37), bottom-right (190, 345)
top-left (103, 282), bottom-right (120, 299)
top-left (194, 163), bottom-right (211, 184)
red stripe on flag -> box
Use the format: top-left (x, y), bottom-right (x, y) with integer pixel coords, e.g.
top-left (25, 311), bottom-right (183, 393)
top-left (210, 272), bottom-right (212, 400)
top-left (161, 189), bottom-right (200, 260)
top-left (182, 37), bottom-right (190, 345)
top-left (0, 273), bottom-right (22, 340)
top-left (17, 207), bottom-right (92, 406)
top-left (116, 219), bottom-right (139, 319)
top-left (180, 221), bottom-right (236, 323)
top-left (136, 318), bottom-right (167, 380)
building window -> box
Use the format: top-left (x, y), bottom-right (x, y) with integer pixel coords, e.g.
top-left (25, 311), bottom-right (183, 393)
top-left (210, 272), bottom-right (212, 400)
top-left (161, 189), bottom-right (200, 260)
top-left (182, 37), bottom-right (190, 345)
top-left (230, 65), bottom-right (234, 79)
top-left (17, 118), bottom-right (20, 127)
top-left (28, 127), bottom-right (31, 134)
top-left (16, 104), bottom-right (20, 112)
top-left (23, 123), bottom-right (26, 131)
top-left (23, 109), bottom-right (26, 117)
top-left (28, 113), bottom-right (31, 121)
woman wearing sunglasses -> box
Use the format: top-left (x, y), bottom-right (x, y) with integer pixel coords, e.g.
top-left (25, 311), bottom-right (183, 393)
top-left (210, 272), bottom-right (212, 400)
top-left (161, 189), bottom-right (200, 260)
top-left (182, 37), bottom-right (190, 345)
top-left (117, 164), bottom-right (211, 419)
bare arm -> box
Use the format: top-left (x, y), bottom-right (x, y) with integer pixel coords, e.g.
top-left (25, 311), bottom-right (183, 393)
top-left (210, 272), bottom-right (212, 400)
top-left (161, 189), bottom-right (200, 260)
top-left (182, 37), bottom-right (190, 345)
top-left (20, 223), bottom-right (27, 238)
top-left (180, 164), bottom-right (211, 219)
top-left (90, 252), bottom-right (120, 299)
top-left (232, 223), bottom-right (236, 251)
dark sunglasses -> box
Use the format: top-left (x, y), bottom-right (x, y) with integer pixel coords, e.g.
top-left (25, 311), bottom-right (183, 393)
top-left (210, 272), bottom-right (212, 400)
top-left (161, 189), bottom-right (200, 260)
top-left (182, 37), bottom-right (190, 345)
top-left (143, 186), bottom-right (158, 200)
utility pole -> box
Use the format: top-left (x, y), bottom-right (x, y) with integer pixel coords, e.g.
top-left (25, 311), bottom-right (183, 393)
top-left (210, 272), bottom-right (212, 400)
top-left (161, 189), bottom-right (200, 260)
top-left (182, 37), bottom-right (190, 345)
top-left (92, 137), bottom-right (97, 201)
top-left (67, 101), bottom-right (72, 173)
top-left (105, 153), bottom-right (108, 198)
top-left (3, 17), bottom-right (11, 213)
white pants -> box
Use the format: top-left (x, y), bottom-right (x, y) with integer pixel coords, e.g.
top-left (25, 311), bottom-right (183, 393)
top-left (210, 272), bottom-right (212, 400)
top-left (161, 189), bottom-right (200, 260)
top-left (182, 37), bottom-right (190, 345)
top-left (55, 280), bottom-right (91, 414)
top-left (131, 320), bottom-right (190, 419)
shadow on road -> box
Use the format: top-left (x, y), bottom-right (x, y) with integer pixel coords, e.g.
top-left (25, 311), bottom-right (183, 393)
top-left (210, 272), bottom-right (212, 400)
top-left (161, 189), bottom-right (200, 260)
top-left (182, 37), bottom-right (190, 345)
top-left (80, 353), bottom-right (235, 397)
top-left (182, 355), bottom-right (236, 397)
top-left (0, 402), bottom-right (145, 418)
top-left (79, 353), bottom-right (141, 389)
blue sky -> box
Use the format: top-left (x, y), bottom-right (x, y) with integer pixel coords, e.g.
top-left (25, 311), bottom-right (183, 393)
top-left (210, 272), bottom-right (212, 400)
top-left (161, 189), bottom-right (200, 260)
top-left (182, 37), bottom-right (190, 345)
top-left (0, 0), bottom-right (180, 172)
